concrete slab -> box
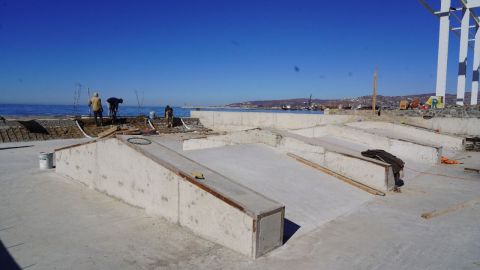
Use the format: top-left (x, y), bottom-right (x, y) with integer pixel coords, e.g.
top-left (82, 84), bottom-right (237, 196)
top-left (1, 138), bottom-right (480, 269)
top-left (182, 143), bottom-right (373, 239)
top-left (181, 128), bottom-right (396, 192)
top-left (290, 124), bottom-right (443, 164)
top-left (347, 121), bottom-right (465, 151)
top-left (55, 136), bottom-right (284, 258)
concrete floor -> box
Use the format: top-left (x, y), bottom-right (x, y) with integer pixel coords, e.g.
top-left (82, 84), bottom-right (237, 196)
top-left (182, 143), bottom-right (373, 239)
top-left (1, 138), bottom-right (480, 269)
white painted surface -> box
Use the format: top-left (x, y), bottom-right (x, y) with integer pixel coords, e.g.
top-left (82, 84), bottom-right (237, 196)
top-left (456, 7), bottom-right (470, 105)
top-left (436, 0), bottom-right (451, 101)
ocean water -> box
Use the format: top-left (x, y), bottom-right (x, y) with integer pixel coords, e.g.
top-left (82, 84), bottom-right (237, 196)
top-left (0, 104), bottom-right (323, 117)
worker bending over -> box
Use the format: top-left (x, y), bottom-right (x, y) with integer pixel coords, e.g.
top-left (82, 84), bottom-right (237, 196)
top-left (107, 97), bottom-right (123, 123)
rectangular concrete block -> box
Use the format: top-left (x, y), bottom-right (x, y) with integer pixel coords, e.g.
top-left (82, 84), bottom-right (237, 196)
top-left (55, 136), bottom-right (285, 258)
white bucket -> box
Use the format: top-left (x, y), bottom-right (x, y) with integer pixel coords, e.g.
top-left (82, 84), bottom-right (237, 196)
top-left (39, 152), bottom-right (54, 170)
top-left (149, 111), bottom-right (156, 119)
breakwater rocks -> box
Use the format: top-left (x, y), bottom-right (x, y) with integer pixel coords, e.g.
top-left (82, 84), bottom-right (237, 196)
top-left (0, 119), bottom-right (83, 143)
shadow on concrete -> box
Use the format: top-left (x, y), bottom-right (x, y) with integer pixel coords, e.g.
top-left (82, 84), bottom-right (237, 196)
top-left (0, 145), bottom-right (34, 151)
top-left (283, 218), bottom-right (301, 244)
top-left (0, 240), bottom-right (21, 270)
top-left (18, 120), bottom-right (49, 134)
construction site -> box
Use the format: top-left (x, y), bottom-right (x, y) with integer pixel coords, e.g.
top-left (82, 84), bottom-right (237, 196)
top-left (0, 107), bottom-right (479, 269)
top-left (1, 0), bottom-right (480, 269)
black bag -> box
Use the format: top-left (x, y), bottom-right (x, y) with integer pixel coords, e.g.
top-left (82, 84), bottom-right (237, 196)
top-left (361, 149), bottom-right (405, 187)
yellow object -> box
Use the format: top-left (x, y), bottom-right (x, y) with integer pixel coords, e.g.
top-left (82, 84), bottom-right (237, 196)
top-left (425, 96), bottom-right (444, 109)
top-left (192, 172), bottom-right (205, 179)
top-left (399, 100), bottom-right (408, 110)
top-left (90, 96), bottom-right (102, 112)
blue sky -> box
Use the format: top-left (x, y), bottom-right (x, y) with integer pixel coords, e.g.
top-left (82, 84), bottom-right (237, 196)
top-left (0, 0), bottom-right (469, 105)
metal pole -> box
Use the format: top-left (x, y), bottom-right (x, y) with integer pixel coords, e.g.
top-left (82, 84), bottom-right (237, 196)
top-left (372, 69), bottom-right (377, 114)
top-left (436, 0), bottom-right (451, 104)
top-left (472, 25), bottom-right (480, 105)
top-left (456, 7), bottom-right (470, 106)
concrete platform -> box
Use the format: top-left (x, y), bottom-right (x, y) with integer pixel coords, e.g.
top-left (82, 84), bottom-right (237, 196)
top-left (182, 129), bottom-right (396, 192)
top-left (55, 136), bottom-right (284, 258)
top-left (1, 138), bottom-right (480, 269)
top-left (290, 124), bottom-right (443, 164)
top-left (346, 121), bottom-right (465, 151)
top-left (181, 143), bottom-right (373, 239)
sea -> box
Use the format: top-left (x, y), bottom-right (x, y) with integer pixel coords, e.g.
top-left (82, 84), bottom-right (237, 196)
top-left (0, 104), bottom-right (324, 118)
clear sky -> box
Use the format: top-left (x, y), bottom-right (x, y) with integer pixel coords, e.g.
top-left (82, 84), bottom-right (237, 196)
top-left (0, 0), bottom-right (470, 106)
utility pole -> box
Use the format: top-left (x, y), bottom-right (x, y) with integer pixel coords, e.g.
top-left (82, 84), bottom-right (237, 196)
top-left (372, 69), bottom-right (377, 115)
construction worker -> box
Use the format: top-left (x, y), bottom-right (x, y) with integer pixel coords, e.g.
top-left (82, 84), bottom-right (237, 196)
top-left (106, 97), bottom-right (123, 123)
top-left (88, 92), bottom-right (103, 126)
top-left (431, 97), bottom-right (438, 109)
top-left (164, 105), bottom-right (173, 128)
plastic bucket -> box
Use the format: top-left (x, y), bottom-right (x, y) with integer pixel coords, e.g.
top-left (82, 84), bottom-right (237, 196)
top-left (39, 152), bottom-right (54, 169)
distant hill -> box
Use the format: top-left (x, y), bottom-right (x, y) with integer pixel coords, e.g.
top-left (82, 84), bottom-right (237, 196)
top-left (227, 92), bottom-right (480, 109)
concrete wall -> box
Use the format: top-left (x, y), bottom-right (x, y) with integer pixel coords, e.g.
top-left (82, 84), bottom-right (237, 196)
top-left (55, 137), bottom-right (284, 258)
top-left (290, 125), bottom-right (442, 164)
top-left (347, 121), bottom-right (465, 151)
top-left (193, 110), bottom-right (480, 136)
top-left (191, 111), bottom-right (359, 131)
top-left (403, 117), bottom-right (480, 136)
top-left (183, 129), bottom-right (281, 151)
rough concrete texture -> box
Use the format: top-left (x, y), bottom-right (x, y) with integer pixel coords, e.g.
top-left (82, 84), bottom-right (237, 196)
top-left (191, 111), bottom-right (359, 131)
top-left (193, 110), bottom-right (480, 137)
top-left (290, 124), bottom-right (442, 164)
top-left (347, 121), bottom-right (465, 151)
top-left (183, 128), bottom-right (281, 151)
top-left (183, 128), bottom-right (395, 192)
top-left (182, 143), bottom-right (373, 238)
top-left (55, 136), bottom-right (284, 258)
top-left (1, 138), bottom-right (480, 269)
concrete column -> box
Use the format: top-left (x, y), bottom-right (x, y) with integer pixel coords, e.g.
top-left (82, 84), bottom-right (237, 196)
top-left (457, 8), bottom-right (470, 106)
top-left (436, 0), bottom-right (451, 102)
top-left (472, 25), bottom-right (480, 105)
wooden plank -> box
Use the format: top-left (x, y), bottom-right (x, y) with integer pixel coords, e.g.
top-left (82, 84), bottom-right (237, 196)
top-left (97, 126), bottom-right (120, 138)
top-left (287, 152), bottom-right (386, 196)
top-left (421, 198), bottom-right (480, 219)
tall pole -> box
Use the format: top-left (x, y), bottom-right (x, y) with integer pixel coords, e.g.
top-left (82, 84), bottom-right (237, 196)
top-left (456, 7), bottom-right (471, 105)
top-left (372, 69), bottom-right (377, 114)
top-left (472, 25), bottom-right (480, 105)
top-left (436, 0), bottom-right (452, 104)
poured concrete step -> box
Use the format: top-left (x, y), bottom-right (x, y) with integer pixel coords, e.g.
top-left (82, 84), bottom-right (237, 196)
top-left (55, 136), bottom-right (284, 258)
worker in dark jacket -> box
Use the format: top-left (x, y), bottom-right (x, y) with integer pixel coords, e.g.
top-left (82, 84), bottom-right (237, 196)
top-left (164, 105), bottom-right (173, 128)
top-left (106, 97), bottom-right (123, 122)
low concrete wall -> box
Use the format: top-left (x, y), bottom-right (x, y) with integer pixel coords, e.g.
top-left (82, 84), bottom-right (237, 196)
top-left (290, 125), bottom-right (442, 164)
top-left (403, 117), bottom-right (480, 136)
top-left (191, 111), bottom-right (359, 131)
top-left (183, 129), bottom-right (395, 192)
top-left (193, 110), bottom-right (480, 136)
top-left (183, 129), bottom-right (281, 151)
top-left (55, 137), bottom-right (284, 258)
top-left (347, 121), bottom-right (465, 151)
